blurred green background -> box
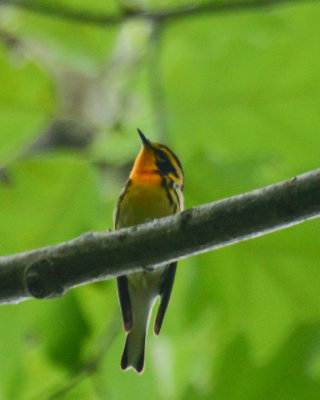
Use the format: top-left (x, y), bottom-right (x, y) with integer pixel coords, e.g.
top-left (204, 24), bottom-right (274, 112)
top-left (0, 0), bottom-right (320, 399)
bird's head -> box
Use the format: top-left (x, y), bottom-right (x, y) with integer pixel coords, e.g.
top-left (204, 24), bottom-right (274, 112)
top-left (129, 129), bottom-right (184, 189)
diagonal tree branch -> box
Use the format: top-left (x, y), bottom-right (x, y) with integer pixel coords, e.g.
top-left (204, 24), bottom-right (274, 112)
top-left (0, 168), bottom-right (319, 306)
top-left (0, 0), bottom-right (318, 26)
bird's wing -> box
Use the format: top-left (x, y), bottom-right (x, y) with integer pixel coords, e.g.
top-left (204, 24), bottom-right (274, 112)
top-left (154, 262), bottom-right (177, 335)
top-left (114, 180), bottom-right (134, 332)
top-left (117, 276), bottom-right (133, 332)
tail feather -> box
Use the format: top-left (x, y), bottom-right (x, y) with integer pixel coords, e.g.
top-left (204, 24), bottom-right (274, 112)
top-left (121, 330), bottom-right (146, 374)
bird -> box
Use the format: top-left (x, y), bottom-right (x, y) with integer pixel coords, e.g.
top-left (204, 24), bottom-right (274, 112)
top-left (113, 129), bottom-right (184, 373)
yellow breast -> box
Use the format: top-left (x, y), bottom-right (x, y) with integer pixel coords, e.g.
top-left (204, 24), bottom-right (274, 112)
top-left (115, 183), bottom-right (174, 229)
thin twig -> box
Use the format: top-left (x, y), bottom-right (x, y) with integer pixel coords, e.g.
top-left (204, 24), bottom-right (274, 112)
top-left (33, 311), bottom-right (120, 400)
top-left (0, 28), bottom-right (22, 48)
top-left (0, 0), bottom-right (318, 26)
top-left (147, 0), bottom-right (320, 21)
top-left (0, 0), bottom-right (123, 25)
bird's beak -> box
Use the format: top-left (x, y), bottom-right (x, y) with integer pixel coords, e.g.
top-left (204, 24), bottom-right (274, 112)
top-left (137, 129), bottom-right (152, 149)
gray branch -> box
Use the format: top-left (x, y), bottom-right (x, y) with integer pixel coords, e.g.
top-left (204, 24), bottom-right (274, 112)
top-left (0, 168), bottom-right (319, 305)
top-left (0, 0), bottom-right (318, 26)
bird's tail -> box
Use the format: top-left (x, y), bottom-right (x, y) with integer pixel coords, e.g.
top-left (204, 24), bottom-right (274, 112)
top-left (121, 327), bottom-right (146, 374)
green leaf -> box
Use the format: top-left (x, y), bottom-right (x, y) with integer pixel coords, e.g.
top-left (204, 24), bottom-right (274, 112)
top-left (0, 46), bottom-right (54, 164)
top-left (36, 292), bottom-right (91, 369)
top-left (6, 7), bottom-right (118, 71)
top-left (0, 154), bottom-right (107, 254)
top-left (212, 324), bottom-right (320, 400)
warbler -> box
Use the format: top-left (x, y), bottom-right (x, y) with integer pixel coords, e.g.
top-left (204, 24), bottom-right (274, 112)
top-left (113, 129), bottom-right (184, 373)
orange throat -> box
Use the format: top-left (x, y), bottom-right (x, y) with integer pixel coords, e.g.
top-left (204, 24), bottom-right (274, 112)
top-left (129, 147), bottom-right (161, 186)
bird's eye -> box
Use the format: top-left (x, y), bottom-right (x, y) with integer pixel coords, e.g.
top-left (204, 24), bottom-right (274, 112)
top-left (158, 152), bottom-right (169, 162)
top-left (155, 149), bottom-right (178, 176)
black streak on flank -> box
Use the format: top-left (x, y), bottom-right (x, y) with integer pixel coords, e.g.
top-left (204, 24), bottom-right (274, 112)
top-left (162, 177), bottom-right (174, 206)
